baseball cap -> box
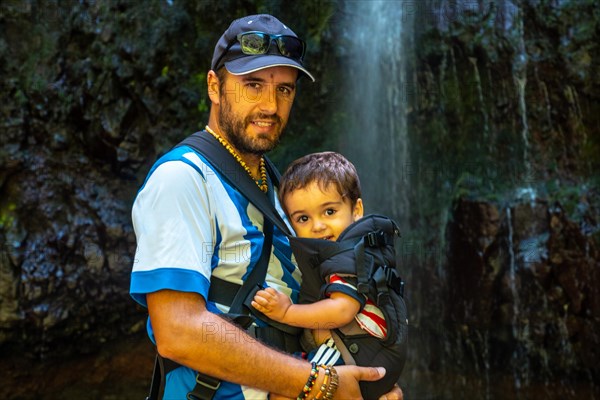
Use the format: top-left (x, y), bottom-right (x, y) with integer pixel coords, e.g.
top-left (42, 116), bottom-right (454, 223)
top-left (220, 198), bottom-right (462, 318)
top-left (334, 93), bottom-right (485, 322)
top-left (211, 14), bottom-right (315, 82)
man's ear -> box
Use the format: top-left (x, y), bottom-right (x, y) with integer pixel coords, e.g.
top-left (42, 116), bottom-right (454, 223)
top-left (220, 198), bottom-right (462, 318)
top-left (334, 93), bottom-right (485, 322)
top-left (207, 70), bottom-right (220, 105)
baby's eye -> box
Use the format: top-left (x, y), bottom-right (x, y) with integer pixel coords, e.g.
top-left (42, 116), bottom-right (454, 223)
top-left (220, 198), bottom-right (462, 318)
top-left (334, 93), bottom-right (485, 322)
top-left (295, 215), bottom-right (309, 223)
top-left (325, 209), bottom-right (336, 216)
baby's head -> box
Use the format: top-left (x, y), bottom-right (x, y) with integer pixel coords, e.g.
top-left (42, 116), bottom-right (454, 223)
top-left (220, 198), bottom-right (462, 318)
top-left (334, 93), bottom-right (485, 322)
top-left (279, 152), bottom-right (363, 240)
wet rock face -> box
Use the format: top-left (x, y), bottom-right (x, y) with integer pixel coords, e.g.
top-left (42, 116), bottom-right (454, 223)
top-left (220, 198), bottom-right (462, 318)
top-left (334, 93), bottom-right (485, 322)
top-left (0, 3), bottom-right (211, 398)
top-left (445, 196), bottom-right (599, 386)
top-left (402, 0), bottom-right (600, 397)
top-left (0, 1), bottom-right (156, 356)
top-left (0, 154), bottom-right (141, 356)
top-left (0, 135), bottom-right (151, 396)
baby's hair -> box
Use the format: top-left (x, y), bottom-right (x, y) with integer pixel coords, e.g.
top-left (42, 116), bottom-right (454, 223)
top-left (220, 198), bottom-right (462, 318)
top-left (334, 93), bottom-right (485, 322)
top-left (279, 152), bottom-right (362, 211)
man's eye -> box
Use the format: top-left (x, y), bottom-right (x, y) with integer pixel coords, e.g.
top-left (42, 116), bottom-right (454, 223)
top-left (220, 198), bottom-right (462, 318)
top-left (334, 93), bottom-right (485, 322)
top-left (278, 86), bottom-right (294, 97)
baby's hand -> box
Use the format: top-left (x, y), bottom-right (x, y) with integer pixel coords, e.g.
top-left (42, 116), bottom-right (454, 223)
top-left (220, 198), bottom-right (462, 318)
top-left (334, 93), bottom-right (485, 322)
top-left (251, 287), bottom-right (292, 322)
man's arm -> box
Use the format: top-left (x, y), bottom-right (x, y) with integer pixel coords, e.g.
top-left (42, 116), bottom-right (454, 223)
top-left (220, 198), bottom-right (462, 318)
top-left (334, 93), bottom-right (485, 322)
top-left (147, 289), bottom-right (390, 398)
top-left (148, 289), bottom-right (309, 396)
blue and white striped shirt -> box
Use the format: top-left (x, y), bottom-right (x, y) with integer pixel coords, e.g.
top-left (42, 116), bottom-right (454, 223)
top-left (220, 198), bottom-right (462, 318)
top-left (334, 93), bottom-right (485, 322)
top-left (130, 145), bottom-right (300, 399)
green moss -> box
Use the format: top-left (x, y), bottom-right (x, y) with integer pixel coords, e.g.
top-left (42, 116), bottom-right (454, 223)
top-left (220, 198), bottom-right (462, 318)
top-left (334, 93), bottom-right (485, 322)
top-left (161, 65), bottom-right (169, 77)
top-left (0, 202), bottom-right (17, 229)
top-left (197, 97), bottom-right (208, 113)
top-left (191, 72), bottom-right (205, 87)
top-left (545, 180), bottom-right (599, 225)
top-left (13, 89), bottom-right (27, 106)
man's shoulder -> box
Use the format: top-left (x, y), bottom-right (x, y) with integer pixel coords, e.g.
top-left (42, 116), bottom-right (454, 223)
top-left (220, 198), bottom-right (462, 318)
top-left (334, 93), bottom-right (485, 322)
top-left (154, 145), bottom-right (212, 172)
top-left (141, 145), bottom-right (220, 187)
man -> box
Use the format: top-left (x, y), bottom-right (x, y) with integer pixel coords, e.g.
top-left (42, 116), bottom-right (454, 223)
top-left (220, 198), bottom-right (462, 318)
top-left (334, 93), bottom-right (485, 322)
top-left (130, 14), bottom-right (404, 399)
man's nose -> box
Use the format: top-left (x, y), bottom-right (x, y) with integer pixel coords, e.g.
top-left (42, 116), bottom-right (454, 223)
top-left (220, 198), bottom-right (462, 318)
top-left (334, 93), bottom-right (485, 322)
top-left (258, 84), bottom-right (278, 114)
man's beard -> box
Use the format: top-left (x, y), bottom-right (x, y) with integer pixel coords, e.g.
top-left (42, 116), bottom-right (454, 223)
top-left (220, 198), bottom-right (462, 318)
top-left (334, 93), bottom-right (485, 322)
top-left (218, 95), bottom-right (285, 156)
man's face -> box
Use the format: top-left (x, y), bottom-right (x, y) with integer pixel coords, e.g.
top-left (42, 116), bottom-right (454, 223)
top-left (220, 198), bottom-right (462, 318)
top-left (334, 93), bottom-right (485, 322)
top-left (218, 66), bottom-right (298, 156)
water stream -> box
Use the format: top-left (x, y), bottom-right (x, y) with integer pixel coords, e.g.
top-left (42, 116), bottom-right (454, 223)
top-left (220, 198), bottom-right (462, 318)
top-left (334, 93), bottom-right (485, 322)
top-left (506, 207), bottom-right (527, 392)
top-left (512, 2), bottom-right (538, 206)
top-left (340, 0), bottom-right (409, 228)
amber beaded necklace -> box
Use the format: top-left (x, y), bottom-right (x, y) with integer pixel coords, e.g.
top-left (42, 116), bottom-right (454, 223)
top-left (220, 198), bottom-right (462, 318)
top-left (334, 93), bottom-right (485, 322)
top-left (205, 125), bottom-right (268, 193)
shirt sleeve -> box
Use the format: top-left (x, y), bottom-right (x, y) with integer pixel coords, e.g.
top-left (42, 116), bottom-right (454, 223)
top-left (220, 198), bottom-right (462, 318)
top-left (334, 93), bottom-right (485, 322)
top-left (130, 160), bottom-right (214, 307)
top-left (324, 273), bottom-right (367, 309)
top-left (328, 275), bottom-right (387, 338)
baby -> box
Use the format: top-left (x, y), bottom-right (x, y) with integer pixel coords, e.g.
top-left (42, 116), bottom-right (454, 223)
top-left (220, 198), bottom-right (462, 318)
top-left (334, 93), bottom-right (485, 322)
top-left (252, 152), bottom-right (406, 399)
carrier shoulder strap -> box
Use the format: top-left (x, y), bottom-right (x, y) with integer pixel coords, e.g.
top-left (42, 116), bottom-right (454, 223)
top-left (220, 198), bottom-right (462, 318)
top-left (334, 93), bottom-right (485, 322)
top-left (145, 131), bottom-right (287, 400)
top-left (179, 131), bottom-right (286, 400)
top-left (177, 130), bottom-right (291, 236)
top-left (177, 130), bottom-right (289, 316)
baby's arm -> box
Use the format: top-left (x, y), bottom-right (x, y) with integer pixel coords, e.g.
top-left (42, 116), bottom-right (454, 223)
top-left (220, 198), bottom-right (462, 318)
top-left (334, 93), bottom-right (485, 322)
top-left (252, 288), bottom-right (360, 330)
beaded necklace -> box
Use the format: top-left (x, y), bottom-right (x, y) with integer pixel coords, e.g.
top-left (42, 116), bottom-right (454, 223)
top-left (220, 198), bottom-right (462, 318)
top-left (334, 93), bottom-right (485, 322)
top-left (205, 125), bottom-right (268, 193)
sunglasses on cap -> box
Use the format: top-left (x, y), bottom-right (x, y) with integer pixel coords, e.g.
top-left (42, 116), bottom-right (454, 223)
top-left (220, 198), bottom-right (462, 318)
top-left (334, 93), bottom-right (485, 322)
top-left (214, 31), bottom-right (306, 70)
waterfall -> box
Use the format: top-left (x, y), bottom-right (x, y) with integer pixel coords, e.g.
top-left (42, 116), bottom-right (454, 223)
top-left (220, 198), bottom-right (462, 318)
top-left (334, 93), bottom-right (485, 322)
top-left (507, 206), bottom-right (535, 393)
top-left (340, 0), bottom-right (409, 228)
top-left (513, 3), bottom-right (537, 205)
top-left (506, 207), bottom-right (522, 389)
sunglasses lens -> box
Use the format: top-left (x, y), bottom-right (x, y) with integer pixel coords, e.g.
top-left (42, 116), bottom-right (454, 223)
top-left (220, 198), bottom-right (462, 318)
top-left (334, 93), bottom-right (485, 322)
top-left (238, 32), bottom-right (305, 60)
top-left (276, 37), bottom-right (305, 60)
top-left (240, 33), bottom-right (270, 55)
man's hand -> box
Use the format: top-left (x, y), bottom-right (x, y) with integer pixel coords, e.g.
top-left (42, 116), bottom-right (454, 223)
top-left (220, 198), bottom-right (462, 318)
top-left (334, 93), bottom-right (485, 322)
top-left (335, 366), bottom-right (404, 400)
top-left (251, 287), bottom-right (292, 322)
top-left (380, 384), bottom-right (404, 400)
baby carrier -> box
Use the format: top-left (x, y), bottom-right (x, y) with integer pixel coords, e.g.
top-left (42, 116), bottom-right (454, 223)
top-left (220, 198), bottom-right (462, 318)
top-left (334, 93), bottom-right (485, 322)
top-left (288, 215), bottom-right (409, 400)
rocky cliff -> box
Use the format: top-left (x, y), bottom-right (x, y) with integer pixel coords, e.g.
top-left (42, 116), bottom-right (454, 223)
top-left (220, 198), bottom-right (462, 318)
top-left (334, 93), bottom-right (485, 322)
top-left (1, 0), bottom-right (598, 399)
top-left (404, 0), bottom-right (599, 398)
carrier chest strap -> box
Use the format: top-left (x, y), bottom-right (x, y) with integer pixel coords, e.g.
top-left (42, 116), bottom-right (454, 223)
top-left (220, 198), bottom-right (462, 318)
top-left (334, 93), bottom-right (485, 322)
top-left (208, 276), bottom-right (302, 337)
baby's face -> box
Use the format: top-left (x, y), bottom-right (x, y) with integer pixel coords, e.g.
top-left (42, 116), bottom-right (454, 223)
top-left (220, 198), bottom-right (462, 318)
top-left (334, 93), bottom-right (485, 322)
top-left (283, 182), bottom-right (363, 241)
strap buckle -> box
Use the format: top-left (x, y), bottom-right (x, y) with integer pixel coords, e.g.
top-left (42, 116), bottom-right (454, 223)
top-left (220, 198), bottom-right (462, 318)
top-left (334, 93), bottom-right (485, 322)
top-left (247, 324), bottom-right (257, 338)
top-left (384, 266), bottom-right (404, 296)
top-left (195, 374), bottom-right (221, 391)
top-left (357, 282), bottom-right (370, 294)
top-left (186, 373), bottom-right (222, 400)
top-left (365, 230), bottom-right (386, 247)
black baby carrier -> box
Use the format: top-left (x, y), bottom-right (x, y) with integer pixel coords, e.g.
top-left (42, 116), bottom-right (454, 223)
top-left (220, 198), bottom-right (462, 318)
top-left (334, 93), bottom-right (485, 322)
top-left (288, 215), bottom-right (409, 400)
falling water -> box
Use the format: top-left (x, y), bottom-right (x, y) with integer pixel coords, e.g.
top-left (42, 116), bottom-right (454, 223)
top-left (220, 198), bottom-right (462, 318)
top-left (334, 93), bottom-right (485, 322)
top-left (506, 208), bottom-right (520, 389)
top-left (513, 3), bottom-right (537, 206)
top-left (468, 56), bottom-right (490, 142)
top-left (513, 1), bottom-right (529, 165)
top-left (506, 206), bottom-right (532, 393)
top-left (340, 1), bottom-right (409, 228)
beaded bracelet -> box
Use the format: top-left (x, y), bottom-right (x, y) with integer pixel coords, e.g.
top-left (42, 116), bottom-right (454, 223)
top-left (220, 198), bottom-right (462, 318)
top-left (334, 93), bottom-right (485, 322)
top-left (314, 365), bottom-right (339, 400)
top-left (314, 366), bottom-right (330, 400)
top-left (296, 362), bottom-right (319, 400)
top-left (323, 366), bottom-right (338, 400)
